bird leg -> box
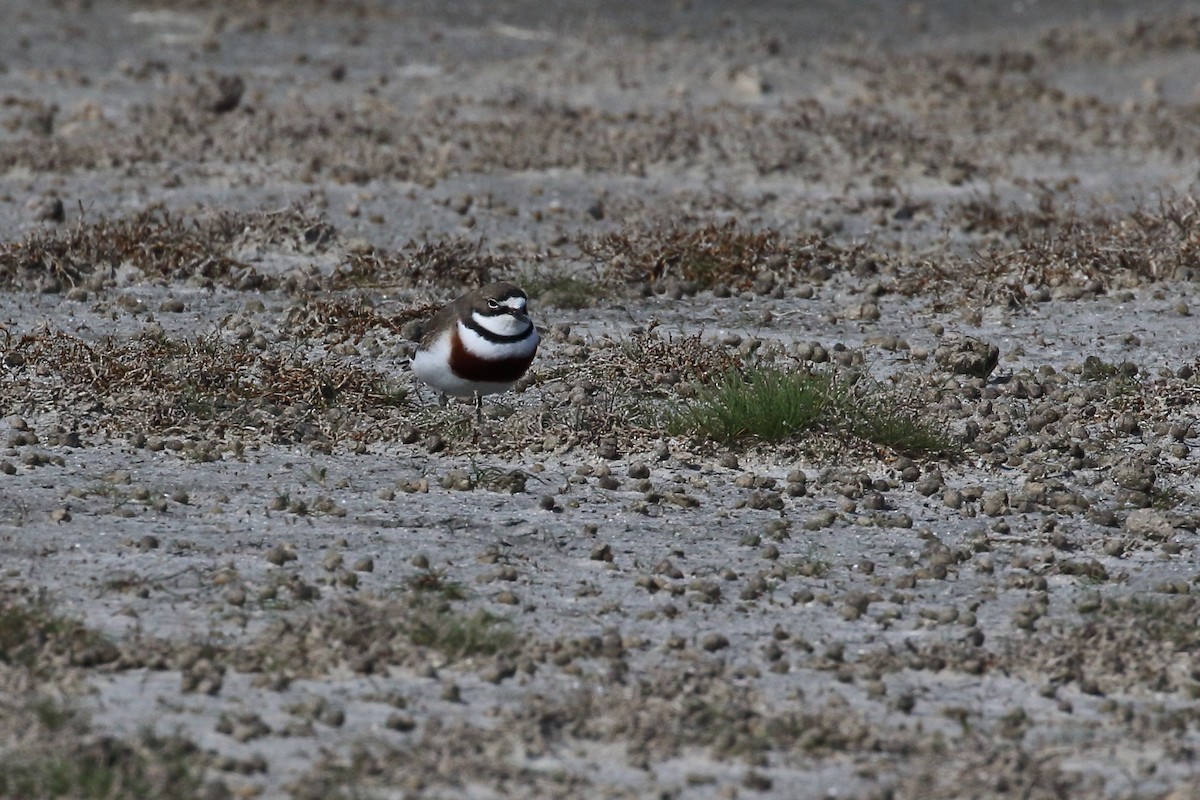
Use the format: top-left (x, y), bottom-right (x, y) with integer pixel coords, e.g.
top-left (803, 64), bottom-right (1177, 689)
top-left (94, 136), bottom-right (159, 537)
top-left (474, 391), bottom-right (483, 424)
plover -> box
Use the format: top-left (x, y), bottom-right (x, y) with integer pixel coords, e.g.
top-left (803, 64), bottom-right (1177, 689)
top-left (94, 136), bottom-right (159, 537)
top-left (410, 282), bottom-right (539, 420)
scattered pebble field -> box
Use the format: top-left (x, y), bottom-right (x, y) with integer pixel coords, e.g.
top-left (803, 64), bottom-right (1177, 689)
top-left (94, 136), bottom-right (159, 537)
top-left (2, 1), bottom-right (1200, 798)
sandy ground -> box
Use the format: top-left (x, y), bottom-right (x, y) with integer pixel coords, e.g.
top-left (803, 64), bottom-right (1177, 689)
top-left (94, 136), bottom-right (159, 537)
top-left (3, 1), bottom-right (1200, 798)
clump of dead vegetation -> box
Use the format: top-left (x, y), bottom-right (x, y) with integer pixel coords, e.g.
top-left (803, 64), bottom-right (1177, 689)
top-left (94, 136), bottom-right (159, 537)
top-left (117, 587), bottom-right (520, 683)
top-left (0, 587), bottom-right (219, 799)
top-left (580, 219), bottom-right (869, 291)
top-left (1, 328), bottom-right (405, 445)
top-left (281, 296), bottom-right (432, 340)
top-left (0, 588), bottom-right (119, 675)
top-left (912, 192), bottom-right (1200, 308)
top-left (963, 193), bottom-right (1199, 280)
top-left (1002, 594), bottom-right (1200, 697)
top-left (0, 205), bottom-right (333, 293)
top-left (330, 237), bottom-right (513, 290)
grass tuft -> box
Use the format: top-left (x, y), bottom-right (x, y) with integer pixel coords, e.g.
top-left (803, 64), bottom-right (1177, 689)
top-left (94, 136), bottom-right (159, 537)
top-left (405, 605), bottom-right (516, 660)
top-left (0, 724), bottom-right (208, 800)
top-left (670, 368), bottom-right (833, 441)
top-left (848, 394), bottom-right (958, 456)
top-left (673, 367), bottom-right (954, 456)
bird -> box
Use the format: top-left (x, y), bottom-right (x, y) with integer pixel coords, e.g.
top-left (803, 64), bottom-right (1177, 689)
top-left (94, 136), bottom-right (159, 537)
top-left (410, 282), bottom-right (539, 421)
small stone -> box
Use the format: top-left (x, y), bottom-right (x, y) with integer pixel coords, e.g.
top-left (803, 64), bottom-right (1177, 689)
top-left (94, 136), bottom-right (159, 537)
top-left (742, 771), bottom-right (773, 791)
top-left (195, 72), bottom-right (245, 113)
top-left (480, 660), bottom-right (517, 684)
top-left (1125, 509), bottom-right (1174, 540)
top-left (701, 633), bottom-right (730, 652)
top-left (265, 544), bottom-right (297, 565)
top-left (590, 543), bottom-right (613, 562)
top-left (385, 713), bottom-right (416, 732)
top-left (934, 334), bottom-right (1000, 378)
top-left (1112, 458), bottom-right (1155, 494)
top-left (982, 491), bottom-right (1008, 516)
top-left (27, 195), bottom-right (65, 223)
top-left (627, 462), bottom-right (651, 479)
top-left (352, 556), bottom-right (374, 572)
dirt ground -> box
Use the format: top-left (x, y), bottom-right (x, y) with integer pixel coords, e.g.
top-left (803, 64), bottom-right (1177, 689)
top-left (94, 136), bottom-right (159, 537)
top-left (3, 1), bottom-right (1200, 798)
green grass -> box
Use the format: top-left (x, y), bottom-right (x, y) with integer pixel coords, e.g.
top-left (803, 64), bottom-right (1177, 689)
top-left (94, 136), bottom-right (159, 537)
top-left (849, 395), bottom-right (957, 455)
top-left (0, 729), bottom-right (207, 800)
top-left (0, 594), bottom-right (106, 670)
top-left (670, 368), bottom-right (833, 441)
top-left (672, 367), bottom-right (954, 456)
top-left (0, 692), bottom-right (208, 800)
top-left (406, 570), bottom-right (467, 601)
top-left (405, 605), bottom-right (516, 659)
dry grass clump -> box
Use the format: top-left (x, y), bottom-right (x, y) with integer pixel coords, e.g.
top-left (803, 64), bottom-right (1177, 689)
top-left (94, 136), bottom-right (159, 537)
top-left (518, 270), bottom-right (607, 310)
top-left (281, 296), bottom-right (430, 340)
top-left (331, 237), bottom-right (512, 290)
top-left (582, 220), bottom-right (801, 290)
top-left (979, 194), bottom-right (1198, 281)
top-left (0, 205), bottom-right (333, 293)
top-left (291, 659), bottom-right (1088, 800)
top-left (0, 589), bottom-right (214, 799)
top-left (580, 219), bottom-right (882, 292)
top-left (241, 593), bottom-right (518, 676)
top-left (120, 591), bottom-right (519, 681)
top-left (2, 329), bottom-right (405, 443)
top-left (915, 193), bottom-right (1200, 306)
top-left (1003, 595), bottom-right (1200, 696)
top-left (0, 588), bottom-right (119, 675)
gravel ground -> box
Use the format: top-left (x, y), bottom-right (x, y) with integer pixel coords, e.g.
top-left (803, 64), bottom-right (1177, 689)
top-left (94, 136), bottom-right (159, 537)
top-left (3, 2), bottom-right (1200, 799)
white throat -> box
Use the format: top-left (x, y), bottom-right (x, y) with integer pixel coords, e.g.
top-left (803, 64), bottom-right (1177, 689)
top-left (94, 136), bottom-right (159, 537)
top-left (471, 310), bottom-right (529, 338)
top-left (458, 315), bottom-right (538, 360)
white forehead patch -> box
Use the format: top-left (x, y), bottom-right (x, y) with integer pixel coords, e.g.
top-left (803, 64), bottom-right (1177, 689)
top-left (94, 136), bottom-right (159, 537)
top-left (499, 295), bottom-right (526, 312)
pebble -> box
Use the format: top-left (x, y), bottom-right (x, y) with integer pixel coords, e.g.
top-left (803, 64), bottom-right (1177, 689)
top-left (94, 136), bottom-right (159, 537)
top-left (627, 462), bottom-right (651, 479)
top-left (27, 195), bottom-right (65, 223)
top-left (981, 491), bottom-right (1008, 516)
top-left (1124, 509), bottom-right (1174, 540)
top-left (265, 544), bottom-right (298, 565)
top-left (386, 713), bottom-right (417, 732)
top-left (590, 543), bottom-right (614, 562)
top-left (934, 334), bottom-right (1000, 378)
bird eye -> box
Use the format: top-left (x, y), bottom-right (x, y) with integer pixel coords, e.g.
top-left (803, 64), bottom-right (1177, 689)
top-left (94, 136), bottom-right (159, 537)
top-left (487, 299), bottom-right (500, 310)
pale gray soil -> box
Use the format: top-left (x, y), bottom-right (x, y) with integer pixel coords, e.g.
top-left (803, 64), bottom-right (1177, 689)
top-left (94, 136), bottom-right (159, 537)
top-left (2, 2), bottom-right (1200, 799)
